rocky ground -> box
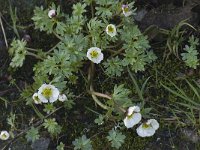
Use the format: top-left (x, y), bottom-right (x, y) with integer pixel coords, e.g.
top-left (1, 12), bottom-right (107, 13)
top-left (1, 0), bottom-right (200, 149)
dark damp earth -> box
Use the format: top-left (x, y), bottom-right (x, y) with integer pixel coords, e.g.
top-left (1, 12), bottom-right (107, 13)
top-left (1, 0), bottom-right (200, 149)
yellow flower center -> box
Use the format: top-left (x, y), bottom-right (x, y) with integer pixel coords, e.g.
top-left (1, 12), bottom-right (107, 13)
top-left (124, 7), bottom-right (129, 13)
top-left (2, 133), bottom-right (7, 139)
top-left (142, 123), bottom-right (150, 129)
top-left (42, 88), bottom-right (52, 98)
top-left (108, 26), bottom-right (114, 33)
top-left (90, 50), bottom-right (99, 58)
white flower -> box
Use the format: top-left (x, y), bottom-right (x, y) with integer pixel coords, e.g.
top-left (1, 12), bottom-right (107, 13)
top-left (58, 94), bottom-right (67, 102)
top-left (0, 131), bottom-right (10, 140)
top-left (122, 4), bottom-right (132, 17)
top-left (38, 84), bottom-right (59, 103)
top-left (32, 93), bottom-right (42, 104)
top-left (106, 24), bottom-right (117, 37)
top-left (123, 106), bottom-right (142, 128)
top-left (87, 47), bottom-right (104, 64)
top-left (48, 9), bottom-right (56, 18)
top-left (136, 119), bottom-right (159, 137)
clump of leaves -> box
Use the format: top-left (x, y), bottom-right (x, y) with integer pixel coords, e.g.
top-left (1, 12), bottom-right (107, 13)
top-left (112, 84), bottom-right (132, 108)
top-left (43, 118), bottom-right (61, 136)
top-left (106, 129), bottom-right (126, 149)
top-left (181, 35), bottom-right (199, 69)
top-left (72, 135), bottom-right (92, 150)
top-left (8, 39), bottom-right (27, 68)
top-left (56, 142), bottom-right (65, 150)
top-left (43, 104), bottom-right (56, 114)
top-left (25, 127), bottom-right (40, 143)
top-left (32, 3), bottom-right (62, 34)
top-left (103, 56), bottom-right (125, 77)
top-left (94, 114), bottom-right (104, 125)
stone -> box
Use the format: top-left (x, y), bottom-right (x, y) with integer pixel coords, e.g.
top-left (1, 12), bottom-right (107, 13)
top-left (31, 137), bottom-right (50, 150)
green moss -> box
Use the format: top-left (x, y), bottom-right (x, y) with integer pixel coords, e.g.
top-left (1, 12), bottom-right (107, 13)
top-left (122, 131), bottom-right (152, 150)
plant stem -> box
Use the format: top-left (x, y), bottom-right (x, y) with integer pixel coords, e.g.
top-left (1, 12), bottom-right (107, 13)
top-left (30, 103), bottom-right (44, 120)
top-left (88, 62), bottom-right (109, 110)
top-left (53, 31), bottom-right (62, 40)
top-left (91, 2), bottom-right (94, 18)
top-left (47, 42), bottom-right (60, 54)
top-left (127, 67), bottom-right (145, 108)
top-left (26, 51), bottom-right (43, 60)
top-left (26, 47), bottom-right (38, 52)
top-left (90, 91), bottom-right (112, 100)
top-left (88, 63), bottom-right (127, 112)
top-left (112, 48), bottom-right (124, 57)
top-left (0, 13), bottom-right (8, 48)
top-left (91, 91), bottom-right (109, 110)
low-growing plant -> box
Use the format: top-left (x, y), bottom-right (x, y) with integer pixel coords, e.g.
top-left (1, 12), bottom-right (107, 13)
top-left (72, 135), bottom-right (92, 150)
top-left (5, 0), bottom-right (160, 149)
top-left (181, 35), bottom-right (199, 69)
top-left (106, 129), bottom-right (126, 149)
top-left (160, 20), bottom-right (195, 60)
top-left (161, 79), bottom-right (200, 128)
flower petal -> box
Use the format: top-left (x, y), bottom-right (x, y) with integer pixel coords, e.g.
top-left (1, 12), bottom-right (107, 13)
top-left (148, 119), bottom-right (159, 130)
top-left (127, 106), bottom-right (140, 116)
top-left (124, 112), bottom-right (141, 128)
top-left (136, 124), bottom-right (155, 137)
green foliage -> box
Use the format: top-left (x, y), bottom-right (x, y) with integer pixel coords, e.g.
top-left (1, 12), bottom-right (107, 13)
top-left (33, 49), bottom-right (78, 80)
top-left (30, 0), bottom-right (156, 80)
top-left (106, 129), bottom-right (126, 149)
top-left (56, 142), bottom-right (65, 150)
top-left (181, 35), bottom-right (199, 69)
top-left (72, 3), bottom-right (87, 16)
top-left (7, 113), bottom-right (16, 130)
top-left (83, 0), bottom-right (93, 5)
top-left (43, 104), bottom-right (56, 114)
top-left (87, 17), bottom-right (106, 47)
top-left (25, 127), bottom-right (40, 142)
top-left (6, 0), bottom-right (159, 148)
top-left (32, 3), bottom-right (62, 34)
top-left (141, 108), bottom-right (152, 119)
top-left (43, 118), bottom-right (61, 136)
top-left (94, 114), bottom-right (104, 125)
top-left (72, 135), bottom-right (92, 150)
top-left (103, 56), bottom-right (124, 77)
top-left (112, 84), bottom-right (132, 108)
top-left (161, 79), bottom-right (200, 127)
top-left (121, 25), bottom-right (157, 72)
top-left (161, 20), bottom-right (195, 59)
top-left (8, 39), bottom-right (27, 68)
top-left (95, 0), bottom-right (121, 19)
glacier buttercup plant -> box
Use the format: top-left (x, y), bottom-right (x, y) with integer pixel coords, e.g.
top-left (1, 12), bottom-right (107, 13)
top-left (58, 94), bottom-right (67, 102)
top-left (32, 93), bottom-right (42, 104)
top-left (0, 131), bottom-right (10, 140)
top-left (38, 84), bottom-right (60, 103)
top-left (48, 9), bottom-right (56, 18)
top-left (7, 1), bottom-right (159, 148)
top-left (136, 119), bottom-right (159, 137)
top-left (106, 24), bottom-right (117, 37)
top-left (87, 47), bottom-right (104, 64)
top-left (123, 106), bottom-right (142, 128)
